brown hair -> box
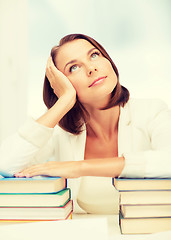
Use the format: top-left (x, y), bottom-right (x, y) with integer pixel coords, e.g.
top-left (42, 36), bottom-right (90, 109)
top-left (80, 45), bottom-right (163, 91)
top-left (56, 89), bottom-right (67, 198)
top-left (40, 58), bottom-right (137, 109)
top-left (43, 33), bottom-right (129, 134)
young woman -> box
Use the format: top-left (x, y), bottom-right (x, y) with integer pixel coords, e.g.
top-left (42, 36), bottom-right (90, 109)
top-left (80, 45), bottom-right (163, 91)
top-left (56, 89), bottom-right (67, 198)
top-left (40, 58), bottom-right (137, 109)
top-left (0, 34), bottom-right (171, 213)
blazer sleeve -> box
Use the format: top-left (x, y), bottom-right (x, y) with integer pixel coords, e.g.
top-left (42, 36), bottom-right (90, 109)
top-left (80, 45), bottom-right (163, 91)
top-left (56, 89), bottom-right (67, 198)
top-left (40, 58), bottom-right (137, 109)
top-left (0, 117), bottom-right (55, 174)
top-left (120, 100), bottom-right (171, 178)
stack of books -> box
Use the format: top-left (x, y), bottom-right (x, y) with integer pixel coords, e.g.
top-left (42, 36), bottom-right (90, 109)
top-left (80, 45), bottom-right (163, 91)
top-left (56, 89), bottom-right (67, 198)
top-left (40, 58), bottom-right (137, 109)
top-left (0, 171), bottom-right (73, 223)
top-left (113, 178), bottom-right (171, 234)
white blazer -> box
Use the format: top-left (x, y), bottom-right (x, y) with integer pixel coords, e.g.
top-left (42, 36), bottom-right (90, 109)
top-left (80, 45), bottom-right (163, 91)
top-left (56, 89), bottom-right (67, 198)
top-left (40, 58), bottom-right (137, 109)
top-left (0, 98), bottom-right (171, 212)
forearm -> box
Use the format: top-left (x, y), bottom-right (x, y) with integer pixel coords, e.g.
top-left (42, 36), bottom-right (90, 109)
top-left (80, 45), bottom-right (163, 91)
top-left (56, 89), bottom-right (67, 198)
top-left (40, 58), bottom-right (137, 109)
top-left (37, 93), bottom-right (76, 128)
top-left (79, 157), bottom-right (125, 178)
top-left (15, 157), bottom-right (125, 178)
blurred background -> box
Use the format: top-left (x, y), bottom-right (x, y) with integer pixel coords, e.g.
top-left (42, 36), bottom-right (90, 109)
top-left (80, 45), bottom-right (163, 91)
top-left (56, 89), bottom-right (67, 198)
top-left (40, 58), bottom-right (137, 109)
top-left (0, 0), bottom-right (170, 143)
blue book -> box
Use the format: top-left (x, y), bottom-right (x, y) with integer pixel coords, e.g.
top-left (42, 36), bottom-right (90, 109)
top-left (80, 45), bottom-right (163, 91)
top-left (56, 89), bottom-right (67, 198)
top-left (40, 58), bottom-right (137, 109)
top-left (0, 170), bottom-right (66, 194)
top-left (0, 170), bottom-right (14, 178)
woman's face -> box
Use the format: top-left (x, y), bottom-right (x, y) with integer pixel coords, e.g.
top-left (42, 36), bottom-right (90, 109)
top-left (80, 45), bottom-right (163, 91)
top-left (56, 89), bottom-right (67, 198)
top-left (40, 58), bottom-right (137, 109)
top-left (55, 39), bottom-right (117, 108)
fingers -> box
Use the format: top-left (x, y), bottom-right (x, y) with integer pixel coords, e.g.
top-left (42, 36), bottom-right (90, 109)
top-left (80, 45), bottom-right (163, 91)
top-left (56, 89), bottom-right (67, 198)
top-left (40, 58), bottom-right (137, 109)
top-left (46, 57), bottom-right (62, 89)
top-left (45, 57), bottom-right (77, 100)
top-left (14, 161), bottom-right (77, 179)
top-left (46, 57), bottom-right (57, 92)
top-left (14, 162), bottom-right (60, 178)
top-left (47, 56), bottom-right (56, 71)
top-left (14, 164), bottom-right (46, 178)
top-left (46, 57), bottom-right (55, 81)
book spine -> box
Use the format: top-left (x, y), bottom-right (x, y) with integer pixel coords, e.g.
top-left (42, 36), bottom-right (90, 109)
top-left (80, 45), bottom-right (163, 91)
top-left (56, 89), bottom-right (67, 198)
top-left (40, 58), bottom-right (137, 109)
top-left (65, 178), bottom-right (67, 188)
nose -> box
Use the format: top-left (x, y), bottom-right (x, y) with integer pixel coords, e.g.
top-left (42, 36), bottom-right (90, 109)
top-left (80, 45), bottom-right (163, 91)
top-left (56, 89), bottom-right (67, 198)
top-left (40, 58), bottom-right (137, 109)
top-left (87, 65), bottom-right (97, 76)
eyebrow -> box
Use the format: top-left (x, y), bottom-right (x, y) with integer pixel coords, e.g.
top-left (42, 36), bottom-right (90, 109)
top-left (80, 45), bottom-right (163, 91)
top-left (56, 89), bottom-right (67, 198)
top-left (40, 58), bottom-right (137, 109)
top-left (64, 47), bottom-right (97, 71)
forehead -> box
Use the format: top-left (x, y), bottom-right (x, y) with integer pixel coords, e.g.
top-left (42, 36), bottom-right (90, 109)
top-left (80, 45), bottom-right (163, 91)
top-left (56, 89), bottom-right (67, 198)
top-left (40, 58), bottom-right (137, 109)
top-left (56, 39), bottom-right (95, 70)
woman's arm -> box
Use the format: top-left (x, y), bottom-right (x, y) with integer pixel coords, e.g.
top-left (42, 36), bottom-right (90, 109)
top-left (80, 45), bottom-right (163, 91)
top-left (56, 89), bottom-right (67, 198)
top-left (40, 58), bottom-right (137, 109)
top-left (36, 94), bottom-right (76, 128)
top-left (120, 99), bottom-right (171, 179)
top-left (14, 156), bottom-right (125, 178)
top-left (0, 120), bottom-right (54, 174)
top-left (0, 58), bottom-right (76, 173)
top-left (81, 157), bottom-right (125, 177)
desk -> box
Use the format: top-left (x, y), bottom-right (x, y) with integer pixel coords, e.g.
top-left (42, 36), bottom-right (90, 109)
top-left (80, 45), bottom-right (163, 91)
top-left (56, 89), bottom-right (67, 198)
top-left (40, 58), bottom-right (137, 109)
top-left (0, 213), bottom-right (171, 240)
top-left (73, 213), bottom-right (120, 239)
top-left (72, 213), bottom-right (171, 240)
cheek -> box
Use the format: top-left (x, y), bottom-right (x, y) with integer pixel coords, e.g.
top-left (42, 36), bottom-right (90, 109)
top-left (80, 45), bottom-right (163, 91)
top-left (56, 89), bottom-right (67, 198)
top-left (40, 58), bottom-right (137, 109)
top-left (67, 76), bottom-right (83, 95)
top-left (68, 78), bottom-right (87, 102)
top-left (67, 70), bottom-right (86, 91)
top-left (104, 59), bottom-right (114, 72)
top-left (102, 60), bottom-right (118, 83)
top-left (100, 58), bottom-right (114, 72)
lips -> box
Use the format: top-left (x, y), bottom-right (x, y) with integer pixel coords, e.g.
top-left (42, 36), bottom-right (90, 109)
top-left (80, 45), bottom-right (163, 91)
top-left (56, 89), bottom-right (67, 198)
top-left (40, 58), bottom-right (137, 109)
top-left (88, 76), bottom-right (107, 87)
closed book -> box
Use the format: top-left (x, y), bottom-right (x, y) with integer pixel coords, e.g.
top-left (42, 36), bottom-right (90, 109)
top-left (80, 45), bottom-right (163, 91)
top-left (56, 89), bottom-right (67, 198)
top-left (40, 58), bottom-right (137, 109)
top-left (0, 176), bottom-right (66, 193)
top-left (0, 188), bottom-right (70, 207)
top-left (0, 200), bottom-right (73, 220)
top-left (119, 191), bottom-right (171, 205)
top-left (119, 211), bottom-right (171, 234)
top-left (0, 211), bottom-right (72, 224)
top-left (113, 178), bottom-right (171, 191)
top-left (120, 204), bottom-right (171, 218)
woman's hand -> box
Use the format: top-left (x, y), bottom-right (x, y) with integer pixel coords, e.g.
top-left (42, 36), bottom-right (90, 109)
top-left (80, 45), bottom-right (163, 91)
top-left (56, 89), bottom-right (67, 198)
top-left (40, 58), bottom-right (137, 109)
top-left (46, 56), bottom-right (76, 101)
top-left (36, 57), bottom-right (77, 128)
top-left (14, 161), bottom-right (81, 179)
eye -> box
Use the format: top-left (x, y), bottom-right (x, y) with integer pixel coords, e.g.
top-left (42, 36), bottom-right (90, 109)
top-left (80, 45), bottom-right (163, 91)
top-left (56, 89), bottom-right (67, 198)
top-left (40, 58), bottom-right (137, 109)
top-left (69, 65), bottom-right (79, 73)
top-left (91, 51), bottom-right (100, 59)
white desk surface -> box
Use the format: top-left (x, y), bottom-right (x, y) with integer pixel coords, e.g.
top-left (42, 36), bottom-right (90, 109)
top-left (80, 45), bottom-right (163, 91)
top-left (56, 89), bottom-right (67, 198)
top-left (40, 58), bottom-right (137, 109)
top-left (73, 213), bottom-right (171, 240)
top-left (0, 213), bottom-right (171, 240)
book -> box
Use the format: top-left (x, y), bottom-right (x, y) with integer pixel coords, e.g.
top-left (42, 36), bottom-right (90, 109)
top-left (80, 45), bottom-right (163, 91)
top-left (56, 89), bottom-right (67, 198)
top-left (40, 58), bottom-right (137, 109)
top-left (113, 178), bottom-right (171, 191)
top-left (0, 200), bottom-right (73, 220)
top-left (0, 171), bottom-right (73, 224)
top-left (116, 178), bottom-right (171, 234)
top-left (119, 190), bottom-right (171, 205)
top-left (0, 188), bottom-right (71, 207)
top-left (119, 211), bottom-right (171, 234)
top-left (0, 212), bottom-right (72, 225)
top-left (0, 176), bottom-right (66, 193)
top-left (0, 170), bottom-right (14, 178)
top-left (120, 204), bottom-right (171, 218)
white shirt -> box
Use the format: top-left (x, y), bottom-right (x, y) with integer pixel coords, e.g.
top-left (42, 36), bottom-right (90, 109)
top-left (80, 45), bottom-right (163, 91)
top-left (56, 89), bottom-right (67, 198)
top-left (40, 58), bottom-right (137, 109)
top-left (0, 98), bottom-right (171, 213)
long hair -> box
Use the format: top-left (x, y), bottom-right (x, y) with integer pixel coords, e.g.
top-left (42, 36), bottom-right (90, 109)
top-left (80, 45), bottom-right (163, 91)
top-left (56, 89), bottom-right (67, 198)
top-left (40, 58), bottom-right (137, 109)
top-left (43, 34), bottom-right (129, 134)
